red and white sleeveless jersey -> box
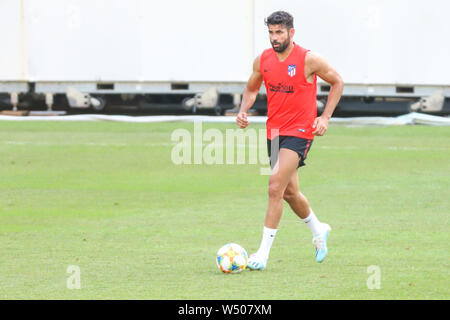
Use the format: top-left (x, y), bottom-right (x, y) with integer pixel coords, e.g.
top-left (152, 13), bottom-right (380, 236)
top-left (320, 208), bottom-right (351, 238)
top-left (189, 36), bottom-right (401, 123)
top-left (260, 43), bottom-right (317, 140)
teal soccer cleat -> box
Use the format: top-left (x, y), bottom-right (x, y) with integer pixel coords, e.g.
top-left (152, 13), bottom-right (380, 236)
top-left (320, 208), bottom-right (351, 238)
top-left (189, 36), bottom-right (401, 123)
top-left (246, 253), bottom-right (267, 270)
top-left (312, 223), bottom-right (331, 263)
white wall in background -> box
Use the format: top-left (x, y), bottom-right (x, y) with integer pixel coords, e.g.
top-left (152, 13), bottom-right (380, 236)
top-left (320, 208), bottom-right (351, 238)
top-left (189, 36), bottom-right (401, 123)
top-left (255, 0), bottom-right (450, 85)
top-left (1, 0), bottom-right (449, 86)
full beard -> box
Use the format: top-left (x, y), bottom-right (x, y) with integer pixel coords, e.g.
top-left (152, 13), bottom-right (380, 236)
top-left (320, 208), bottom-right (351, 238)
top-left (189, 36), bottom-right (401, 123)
top-left (271, 36), bottom-right (291, 53)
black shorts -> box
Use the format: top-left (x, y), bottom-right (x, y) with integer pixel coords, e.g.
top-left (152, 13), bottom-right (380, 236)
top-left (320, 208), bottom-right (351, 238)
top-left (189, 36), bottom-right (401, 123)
top-left (267, 135), bottom-right (313, 169)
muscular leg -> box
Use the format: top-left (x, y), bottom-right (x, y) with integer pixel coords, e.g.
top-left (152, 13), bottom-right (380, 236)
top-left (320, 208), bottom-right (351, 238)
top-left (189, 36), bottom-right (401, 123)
top-left (282, 172), bottom-right (311, 219)
top-left (264, 148), bottom-right (302, 229)
top-left (247, 148), bottom-right (301, 269)
top-left (248, 148), bottom-right (330, 269)
top-left (283, 171), bottom-right (327, 240)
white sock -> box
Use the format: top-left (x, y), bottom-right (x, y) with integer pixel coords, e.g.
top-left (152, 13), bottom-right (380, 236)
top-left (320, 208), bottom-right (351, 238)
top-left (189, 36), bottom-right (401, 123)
top-left (302, 209), bottom-right (324, 237)
top-left (256, 226), bottom-right (277, 260)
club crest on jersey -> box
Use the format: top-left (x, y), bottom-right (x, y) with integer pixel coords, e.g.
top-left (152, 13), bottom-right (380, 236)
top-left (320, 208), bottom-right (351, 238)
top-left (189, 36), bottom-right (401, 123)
top-left (287, 65), bottom-right (296, 77)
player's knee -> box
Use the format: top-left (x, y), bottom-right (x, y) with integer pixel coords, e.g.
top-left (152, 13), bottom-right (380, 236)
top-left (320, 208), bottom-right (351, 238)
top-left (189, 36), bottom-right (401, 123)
top-left (283, 189), bottom-right (297, 202)
top-left (268, 181), bottom-right (283, 200)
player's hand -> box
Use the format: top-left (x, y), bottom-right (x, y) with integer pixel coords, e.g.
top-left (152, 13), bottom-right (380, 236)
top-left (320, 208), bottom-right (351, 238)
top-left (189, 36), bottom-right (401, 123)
top-left (312, 116), bottom-right (329, 136)
top-left (236, 111), bottom-right (249, 129)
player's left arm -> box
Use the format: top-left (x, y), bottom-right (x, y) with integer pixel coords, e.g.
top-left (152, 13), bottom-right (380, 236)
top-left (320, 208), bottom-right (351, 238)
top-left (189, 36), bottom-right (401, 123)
top-left (305, 52), bottom-right (344, 136)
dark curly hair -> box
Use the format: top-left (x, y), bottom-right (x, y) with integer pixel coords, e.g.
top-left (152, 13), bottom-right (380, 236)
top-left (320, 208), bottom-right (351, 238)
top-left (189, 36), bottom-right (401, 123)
top-left (264, 11), bottom-right (294, 30)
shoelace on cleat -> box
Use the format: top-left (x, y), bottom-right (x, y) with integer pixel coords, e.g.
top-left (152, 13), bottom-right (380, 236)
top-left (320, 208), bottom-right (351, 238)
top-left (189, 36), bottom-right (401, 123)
top-left (248, 254), bottom-right (265, 268)
top-left (312, 237), bottom-right (324, 250)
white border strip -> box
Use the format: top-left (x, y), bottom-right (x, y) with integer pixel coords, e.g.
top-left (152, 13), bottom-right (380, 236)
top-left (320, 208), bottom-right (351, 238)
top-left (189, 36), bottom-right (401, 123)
top-left (0, 112), bottom-right (449, 125)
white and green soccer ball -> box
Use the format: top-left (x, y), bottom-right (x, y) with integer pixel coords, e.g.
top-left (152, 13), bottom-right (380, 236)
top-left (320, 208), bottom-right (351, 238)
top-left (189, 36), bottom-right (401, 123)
top-left (216, 243), bottom-right (248, 273)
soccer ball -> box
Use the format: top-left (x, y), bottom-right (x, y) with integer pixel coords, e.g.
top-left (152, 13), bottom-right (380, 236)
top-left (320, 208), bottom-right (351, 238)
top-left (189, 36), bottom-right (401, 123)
top-left (216, 243), bottom-right (248, 273)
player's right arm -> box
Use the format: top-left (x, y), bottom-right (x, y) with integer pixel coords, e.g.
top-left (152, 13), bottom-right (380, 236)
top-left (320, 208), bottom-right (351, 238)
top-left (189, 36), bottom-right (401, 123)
top-left (236, 56), bottom-right (263, 129)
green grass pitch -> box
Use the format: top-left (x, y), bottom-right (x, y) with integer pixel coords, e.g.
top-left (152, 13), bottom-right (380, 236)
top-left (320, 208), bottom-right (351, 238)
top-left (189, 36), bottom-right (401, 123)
top-left (0, 120), bottom-right (448, 299)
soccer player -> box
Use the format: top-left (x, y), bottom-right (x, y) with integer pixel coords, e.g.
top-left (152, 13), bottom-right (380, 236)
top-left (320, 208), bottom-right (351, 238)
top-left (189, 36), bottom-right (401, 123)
top-left (236, 11), bottom-right (344, 270)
